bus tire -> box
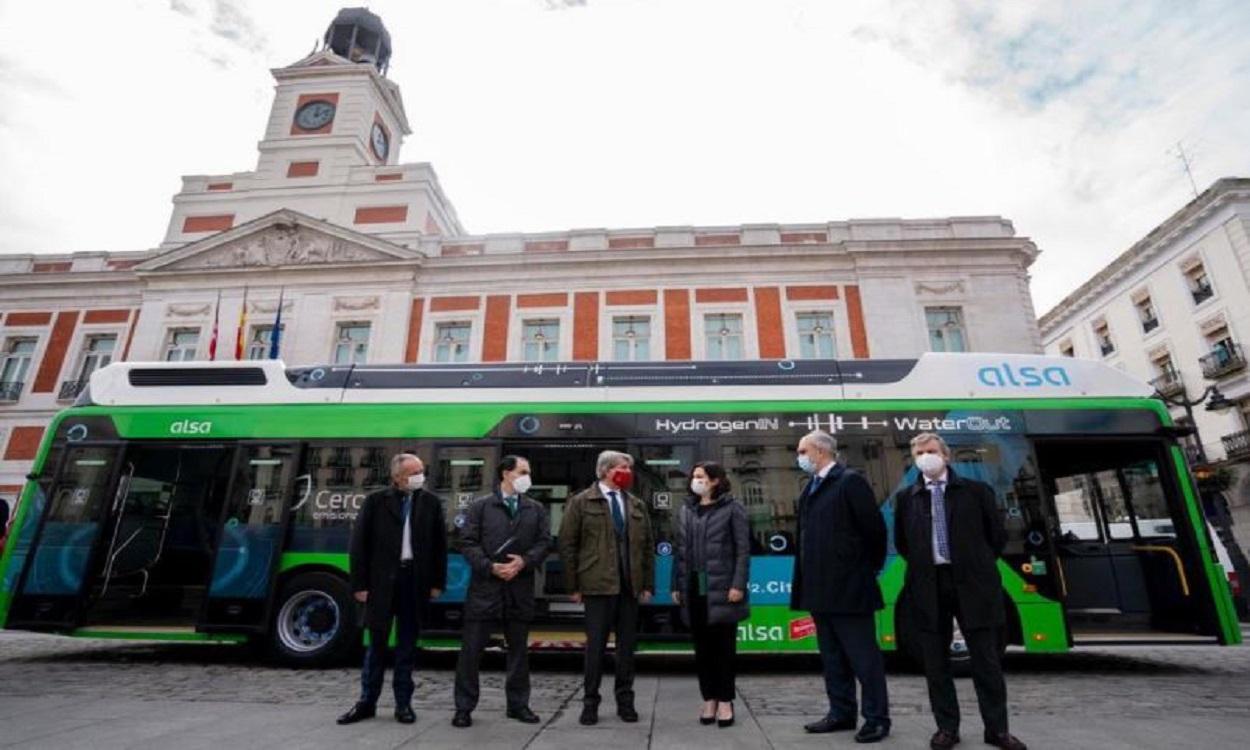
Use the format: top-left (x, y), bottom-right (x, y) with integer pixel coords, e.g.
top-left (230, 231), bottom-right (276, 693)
top-left (269, 571), bottom-right (359, 668)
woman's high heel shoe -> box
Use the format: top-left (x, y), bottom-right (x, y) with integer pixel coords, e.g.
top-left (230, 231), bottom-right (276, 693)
top-left (717, 701), bottom-right (735, 728)
top-left (700, 701), bottom-right (716, 725)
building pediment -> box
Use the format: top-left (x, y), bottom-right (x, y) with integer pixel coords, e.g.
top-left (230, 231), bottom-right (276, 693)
top-left (138, 210), bottom-right (421, 272)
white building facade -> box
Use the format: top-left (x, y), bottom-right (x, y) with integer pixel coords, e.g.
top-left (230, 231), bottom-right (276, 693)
top-left (0, 10), bottom-right (1044, 497)
top-left (1039, 178), bottom-right (1250, 536)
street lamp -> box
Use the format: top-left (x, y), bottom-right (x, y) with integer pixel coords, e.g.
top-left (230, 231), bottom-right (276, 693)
top-left (1154, 383), bottom-right (1233, 464)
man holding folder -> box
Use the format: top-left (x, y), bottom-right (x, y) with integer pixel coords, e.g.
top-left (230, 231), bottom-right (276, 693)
top-left (452, 455), bottom-right (552, 728)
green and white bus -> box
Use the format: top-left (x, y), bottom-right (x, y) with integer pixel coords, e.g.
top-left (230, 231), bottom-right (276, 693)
top-left (0, 354), bottom-right (1240, 666)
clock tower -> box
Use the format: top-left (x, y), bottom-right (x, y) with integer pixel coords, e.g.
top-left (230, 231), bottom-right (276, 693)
top-left (161, 8), bottom-right (464, 249)
top-left (254, 8), bottom-right (408, 181)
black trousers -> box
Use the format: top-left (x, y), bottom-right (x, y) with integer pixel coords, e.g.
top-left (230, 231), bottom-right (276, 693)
top-left (360, 564), bottom-right (419, 708)
top-left (582, 592), bottom-right (639, 708)
top-left (453, 617), bottom-right (532, 712)
top-left (688, 580), bottom-right (738, 702)
top-left (812, 611), bottom-right (890, 726)
top-left (919, 566), bottom-right (1009, 735)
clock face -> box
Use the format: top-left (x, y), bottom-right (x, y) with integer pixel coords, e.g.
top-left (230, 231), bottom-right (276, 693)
top-left (371, 122), bottom-right (390, 160)
top-left (294, 100), bottom-right (335, 131)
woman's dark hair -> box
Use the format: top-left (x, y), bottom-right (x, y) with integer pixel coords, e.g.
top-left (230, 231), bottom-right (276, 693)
top-left (692, 461), bottom-right (731, 498)
top-left (497, 455), bottom-right (524, 481)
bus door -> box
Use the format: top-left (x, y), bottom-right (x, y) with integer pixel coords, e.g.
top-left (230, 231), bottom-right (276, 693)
top-left (7, 443), bottom-right (124, 630)
top-left (628, 442), bottom-right (698, 605)
top-left (198, 442), bottom-right (301, 633)
top-left (1036, 439), bottom-right (1210, 636)
top-left (500, 441), bottom-right (620, 618)
top-left (432, 442), bottom-right (500, 627)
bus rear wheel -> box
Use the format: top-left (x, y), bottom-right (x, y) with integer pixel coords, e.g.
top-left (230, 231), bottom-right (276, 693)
top-left (269, 571), bottom-right (359, 668)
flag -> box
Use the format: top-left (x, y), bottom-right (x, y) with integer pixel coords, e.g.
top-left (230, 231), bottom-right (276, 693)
top-left (268, 287), bottom-right (284, 360)
top-left (234, 286), bottom-right (249, 360)
top-left (208, 290), bottom-right (221, 361)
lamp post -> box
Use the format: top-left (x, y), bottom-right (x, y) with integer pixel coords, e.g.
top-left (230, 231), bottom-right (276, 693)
top-left (1154, 383), bottom-right (1234, 464)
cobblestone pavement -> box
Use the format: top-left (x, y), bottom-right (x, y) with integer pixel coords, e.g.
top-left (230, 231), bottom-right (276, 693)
top-left (1, 629), bottom-right (1249, 748)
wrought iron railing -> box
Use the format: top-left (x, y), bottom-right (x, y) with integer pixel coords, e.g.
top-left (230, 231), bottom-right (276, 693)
top-left (1200, 342), bottom-right (1246, 379)
top-left (1149, 369), bottom-right (1184, 398)
top-left (0, 380), bottom-right (24, 402)
top-left (1191, 282), bottom-right (1214, 304)
top-left (58, 379), bottom-right (89, 401)
top-left (1222, 430), bottom-right (1250, 460)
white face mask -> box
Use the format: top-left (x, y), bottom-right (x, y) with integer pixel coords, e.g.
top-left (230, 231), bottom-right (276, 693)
top-left (797, 454), bottom-right (816, 474)
top-left (914, 453), bottom-right (946, 478)
top-left (690, 478), bottom-right (709, 496)
top-left (406, 473), bottom-right (425, 491)
top-left (511, 474), bottom-right (532, 495)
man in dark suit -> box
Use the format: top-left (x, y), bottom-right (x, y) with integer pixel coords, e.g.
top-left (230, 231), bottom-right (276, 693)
top-left (338, 453), bottom-right (448, 726)
top-left (791, 430), bottom-right (890, 744)
top-left (452, 455), bottom-right (552, 728)
top-left (894, 433), bottom-right (1026, 750)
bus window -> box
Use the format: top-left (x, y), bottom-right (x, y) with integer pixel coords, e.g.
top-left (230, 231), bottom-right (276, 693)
top-left (710, 441), bottom-right (804, 556)
top-left (631, 443), bottom-right (696, 544)
top-left (291, 442), bottom-right (396, 553)
top-left (1052, 474), bottom-right (1103, 542)
top-left (1121, 461), bottom-right (1176, 538)
top-left (22, 446), bottom-right (119, 596)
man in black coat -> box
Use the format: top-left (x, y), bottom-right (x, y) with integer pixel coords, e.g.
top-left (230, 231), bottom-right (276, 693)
top-left (790, 430), bottom-right (890, 744)
top-left (338, 453), bottom-right (448, 726)
top-left (452, 455), bottom-right (551, 728)
top-left (893, 433), bottom-right (1026, 750)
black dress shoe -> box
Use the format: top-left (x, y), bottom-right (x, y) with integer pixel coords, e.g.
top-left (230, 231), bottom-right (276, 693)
top-left (617, 704), bottom-right (639, 723)
top-left (579, 705), bottom-right (598, 725)
top-left (984, 731), bottom-right (1027, 750)
top-left (506, 706), bottom-right (541, 724)
top-left (854, 722), bottom-right (890, 743)
top-left (451, 711), bottom-right (472, 728)
top-left (930, 729), bottom-right (961, 749)
top-left (717, 702), bottom-right (735, 728)
top-left (394, 704), bottom-right (416, 724)
top-left (805, 716), bottom-right (857, 733)
top-left (336, 703), bottom-right (376, 725)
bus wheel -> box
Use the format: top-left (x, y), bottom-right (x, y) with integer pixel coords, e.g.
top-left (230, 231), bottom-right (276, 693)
top-left (270, 572), bottom-right (358, 668)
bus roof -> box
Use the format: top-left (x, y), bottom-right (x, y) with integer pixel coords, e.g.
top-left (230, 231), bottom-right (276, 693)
top-left (81, 353), bottom-right (1155, 407)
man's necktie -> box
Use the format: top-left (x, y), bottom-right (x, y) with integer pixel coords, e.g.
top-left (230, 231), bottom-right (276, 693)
top-left (401, 493), bottom-right (412, 524)
top-left (608, 490), bottom-right (625, 534)
top-left (932, 481), bottom-right (951, 561)
top-left (505, 495), bottom-right (518, 518)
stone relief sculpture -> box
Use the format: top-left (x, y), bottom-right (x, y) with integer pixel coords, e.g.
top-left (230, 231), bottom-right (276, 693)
top-left (178, 225), bottom-right (386, 269)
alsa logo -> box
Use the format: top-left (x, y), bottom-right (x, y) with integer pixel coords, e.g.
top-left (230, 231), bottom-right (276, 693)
top-left (977, 363), bottom-right (1071, 388)
top-left (170, 419), bottom-right (212, 435)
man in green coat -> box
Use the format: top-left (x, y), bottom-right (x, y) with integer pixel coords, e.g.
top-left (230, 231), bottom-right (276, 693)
top-left (557, 450), bottom-right (655, 726)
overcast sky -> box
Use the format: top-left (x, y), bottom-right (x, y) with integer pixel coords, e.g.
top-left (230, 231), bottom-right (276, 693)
top-left (1, 0), bottom-right (1247, 314)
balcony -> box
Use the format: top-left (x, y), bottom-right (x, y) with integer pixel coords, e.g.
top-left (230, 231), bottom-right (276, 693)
top-left (1191, 282), bottom-right (1214, 305)
top-left (1200, 342), bottom-right (1247, 380)
top-left (1149, 369), bottom-right (1185, 398)
top-left (1099, 341), bottom-right (1115, 357)
top-left (1223, 430), bottom-right (1250, 460)
top-left (1141, 317), bottom-right (1159, 333)
top-left (58, 379), bottom-right (89, 402)
top-left (0, 380), bottom-right (23, 403)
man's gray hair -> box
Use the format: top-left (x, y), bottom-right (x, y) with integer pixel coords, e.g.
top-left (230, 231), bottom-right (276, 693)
top-left (595, 450), bottom-right (634, 478)
top-left (390, 453), bottom-right (420, 477)
top-left (909, 432), bottom-right (950, 455)
top-left (803, 430), bottom-right (837, 456)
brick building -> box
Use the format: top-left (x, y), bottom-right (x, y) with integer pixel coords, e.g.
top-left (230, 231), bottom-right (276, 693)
top-left (0, 9), bottom-right (1043, 495)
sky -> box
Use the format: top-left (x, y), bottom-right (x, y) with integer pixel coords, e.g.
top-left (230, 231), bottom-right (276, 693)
top-left (1, 0), bottom-right (1248, 314)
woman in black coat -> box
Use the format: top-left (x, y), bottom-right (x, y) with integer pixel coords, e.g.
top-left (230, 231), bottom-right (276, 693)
top-left (671, 461), bottom-right (750, 727)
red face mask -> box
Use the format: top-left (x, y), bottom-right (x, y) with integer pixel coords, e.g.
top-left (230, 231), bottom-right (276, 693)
top-left (609, 467), bottom-right (634, 491)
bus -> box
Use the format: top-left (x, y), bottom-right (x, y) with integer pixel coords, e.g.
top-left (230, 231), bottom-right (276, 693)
top-left (0, 353), bottom-right (1240, 666)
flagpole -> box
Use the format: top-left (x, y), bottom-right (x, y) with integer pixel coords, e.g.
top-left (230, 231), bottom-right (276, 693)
top-left (269, 286), bottom-right (285, 360)
top-left (235, 285), bottom-right (249, 360)
top-left (208, 290), bottom-right (221, 361)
